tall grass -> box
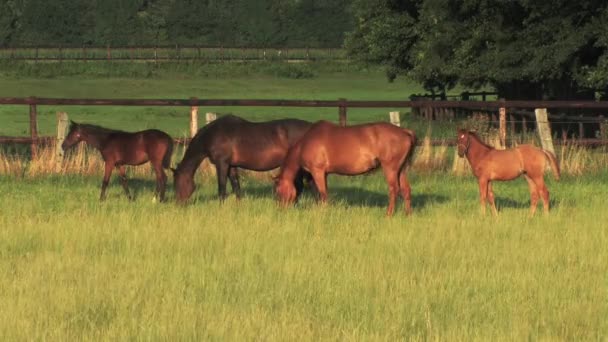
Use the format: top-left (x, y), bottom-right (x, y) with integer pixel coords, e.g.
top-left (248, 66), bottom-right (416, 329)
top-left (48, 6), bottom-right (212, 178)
top-left (0, 167), bottom-right (606, 340)
top-left (2, 135), bottom-right (607, 179)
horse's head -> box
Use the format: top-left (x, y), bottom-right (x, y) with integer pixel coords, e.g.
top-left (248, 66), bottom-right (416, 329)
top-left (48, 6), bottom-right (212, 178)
top-left (274, 174), bottom-right (297, 206)
top-left (173, 165), bottom-right (195, 203)
top-left (62, 121), bottom-right (84, 150)
top-left (456, 129), bottom-right (471, 157)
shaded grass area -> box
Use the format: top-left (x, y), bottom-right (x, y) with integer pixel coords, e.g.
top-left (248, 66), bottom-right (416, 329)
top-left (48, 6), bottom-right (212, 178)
top-left (0, 172), bottom-right (606, 340)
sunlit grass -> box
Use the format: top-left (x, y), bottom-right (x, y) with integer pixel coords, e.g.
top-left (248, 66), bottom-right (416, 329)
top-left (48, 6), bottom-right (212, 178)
top-left (0, 170), bottom-right (606, 340)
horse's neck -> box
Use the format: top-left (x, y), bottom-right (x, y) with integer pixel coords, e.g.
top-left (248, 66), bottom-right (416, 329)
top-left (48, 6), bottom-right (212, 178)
top-left (179, 148), bottom-right (208, 176)
top-left (83, 131), bottom-right (111, 150)
top-left (466, 136), bottom-right (493, 164)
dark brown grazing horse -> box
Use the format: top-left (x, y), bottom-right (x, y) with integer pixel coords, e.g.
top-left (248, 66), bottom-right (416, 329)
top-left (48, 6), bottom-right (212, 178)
top-left (62, 122), bottom-right (174, 202)
top-left (173, 115), bottom-right (313, 203)
top-left (275, 121), bottom-right (417, 216)
top-left (456, 129), bottom-right (560, 216)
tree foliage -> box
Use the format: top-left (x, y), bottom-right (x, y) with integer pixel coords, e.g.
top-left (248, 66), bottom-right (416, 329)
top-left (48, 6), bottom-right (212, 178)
top-left (1, 0), bottom-right (354, 48)
top-left (347, 0), bottom-right (608, 99)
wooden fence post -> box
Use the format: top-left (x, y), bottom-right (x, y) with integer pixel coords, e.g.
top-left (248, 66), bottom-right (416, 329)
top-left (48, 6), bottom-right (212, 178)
top-left (205, 112), bottom-right (217, 124)
top-left (338, 98), bottom-right (347, 126)
top-left (189, 98), bottom-right (199, 138)
top-left (578, 115), bottom-right (584, 139)
top-left (389, 111), bottom-right (401, 127)
top-left (499, 102), bottom-right (506, 149)
top-left (56, 112), bottom-right (69, 172)
top-left (29, 99), bottom-right (38, 159)
top-left (535, 108), bottom-right (555, 154)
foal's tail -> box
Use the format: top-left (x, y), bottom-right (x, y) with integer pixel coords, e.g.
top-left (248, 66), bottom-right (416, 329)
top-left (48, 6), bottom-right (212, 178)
top-left (402, 128), bottom-right (417, 169)
top-left (162, 139), bottom-right (174, 169)
top-left (542, 149), bottom-right (561, 181)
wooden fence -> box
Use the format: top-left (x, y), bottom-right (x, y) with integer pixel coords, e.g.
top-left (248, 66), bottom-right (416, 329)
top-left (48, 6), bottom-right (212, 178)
top-left (0, 46), bottom-right (346, 62)
top-left (1, 97), bottom-right (608, 158)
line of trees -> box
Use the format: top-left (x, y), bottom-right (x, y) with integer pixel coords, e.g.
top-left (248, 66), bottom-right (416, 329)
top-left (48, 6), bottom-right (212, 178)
top-left (0, 0), bottom-right (354, 47)
top-left (346, 0), bottom-right (608, 100)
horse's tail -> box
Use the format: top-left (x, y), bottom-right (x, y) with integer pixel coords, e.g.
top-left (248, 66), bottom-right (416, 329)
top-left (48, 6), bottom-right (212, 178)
top-left (162, 138), bottom-right (174, 169)
top-left (402, 128), bottom-right (417, 169)
top-left (542, 149), bottom-right (560, 181)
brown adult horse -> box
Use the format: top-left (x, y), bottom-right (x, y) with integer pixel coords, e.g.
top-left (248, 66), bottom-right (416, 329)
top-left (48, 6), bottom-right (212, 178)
top-left (173, 115), bottom-right (313, 203)
top-left (456, 129), bottom-right (560, 216)
top-left (275, 121), bottom-right (417, 216)
top-left (62, 122), bottom-right (174, 202)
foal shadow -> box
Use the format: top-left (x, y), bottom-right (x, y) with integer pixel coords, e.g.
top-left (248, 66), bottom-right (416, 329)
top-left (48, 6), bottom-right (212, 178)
top-left (106, 178), bottom-right (162, 201)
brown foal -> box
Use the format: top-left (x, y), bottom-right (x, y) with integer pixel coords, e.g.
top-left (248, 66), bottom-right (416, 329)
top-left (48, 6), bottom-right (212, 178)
top-left (457, 129), bottom-right (560, 216)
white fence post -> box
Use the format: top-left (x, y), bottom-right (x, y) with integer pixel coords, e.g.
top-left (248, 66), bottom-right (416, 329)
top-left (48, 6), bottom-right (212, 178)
top-left (56, 112), bottom-right (69, 172)
top-left (205, 112), bottom-right (217, 124)
top-left (389, 111), bottom-right (401, 127)
top-left (535, 108), bottom-right (555, 154)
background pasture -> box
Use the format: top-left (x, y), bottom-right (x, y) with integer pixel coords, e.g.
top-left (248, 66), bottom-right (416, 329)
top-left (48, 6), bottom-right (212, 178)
top-left (0, 62), bottom-right (606, 340)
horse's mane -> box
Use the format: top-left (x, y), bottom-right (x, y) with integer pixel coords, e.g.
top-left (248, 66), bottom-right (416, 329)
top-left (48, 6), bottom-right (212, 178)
top-left (468, 131), bottom-right (495, 150)
top-left (73, 122), bottom-right (126, 135)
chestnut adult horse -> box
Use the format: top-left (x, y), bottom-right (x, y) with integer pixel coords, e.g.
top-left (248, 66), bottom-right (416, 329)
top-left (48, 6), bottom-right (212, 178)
top-left (275, 120), bottom-right (417, 216)
top-left (62, 122), bottom-right (174, 201)
top-left (456, 129), bottom-right (560, 216)
top-left (173, 115), bottom-right (313, 203)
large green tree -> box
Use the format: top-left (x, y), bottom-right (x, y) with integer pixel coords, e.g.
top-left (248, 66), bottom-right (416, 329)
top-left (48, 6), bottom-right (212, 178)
top-left (347, 0), bottom-right (608, 99)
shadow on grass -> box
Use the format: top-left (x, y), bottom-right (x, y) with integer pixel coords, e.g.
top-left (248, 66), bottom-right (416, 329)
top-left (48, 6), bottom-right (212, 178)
top-left (226, 184), bottom-right (449, 210)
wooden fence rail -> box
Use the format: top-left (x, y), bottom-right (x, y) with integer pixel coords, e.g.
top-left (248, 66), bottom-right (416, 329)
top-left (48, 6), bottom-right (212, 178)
top-left (2, 97), bottom-right (608, 156)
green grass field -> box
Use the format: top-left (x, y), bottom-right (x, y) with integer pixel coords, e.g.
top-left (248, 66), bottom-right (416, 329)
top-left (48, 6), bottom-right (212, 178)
top-left (0, 171), bottom-right (606, 340)
top-left (0, 61), bottom-right (466, 140)
top-left (0, 62), bottom-right (606, 340)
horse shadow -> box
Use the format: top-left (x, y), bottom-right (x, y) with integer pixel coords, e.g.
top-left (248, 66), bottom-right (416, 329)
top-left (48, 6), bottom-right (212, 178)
top-left (491, 196), bottom-right (561, 210)
top-left (238, 184), bottom-right (449, 210)
top-left (104, 178), bottom-right (163, 201)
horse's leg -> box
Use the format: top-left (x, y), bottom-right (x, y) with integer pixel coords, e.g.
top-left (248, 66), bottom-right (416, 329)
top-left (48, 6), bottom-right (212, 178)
top-left (398, 168), bottom-right (412, 216)
top-left (524, 175), bottom-right (539, 216)
top-left (117, 165), bottom-right (133, 201)
top-left (382, 166), bottom-right (399, 217)
top-left (478, 178), bottom-right (489, 215)
top-left (310, 169), bottom-right (328, 203)
top-left (152, 162), bottom-right (167, 202)
top-left (215, 161), bottom-right (230, 202)
top-left (100, 162), bottom-right (114, 201)
top-left (487, 181), bottom-right (498, 216)
top-left (228, 167), bottom-right (242, 200)
top-left (534, 176), bottom-right (550, 214)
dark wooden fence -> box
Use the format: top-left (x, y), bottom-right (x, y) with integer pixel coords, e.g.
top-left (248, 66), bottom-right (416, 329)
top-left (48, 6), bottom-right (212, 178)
top-left (1, 97), bottom-right (608, 157)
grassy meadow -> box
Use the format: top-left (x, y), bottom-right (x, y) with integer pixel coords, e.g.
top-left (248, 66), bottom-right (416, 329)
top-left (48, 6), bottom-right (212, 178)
top-left (0, 61), bottom-right (607, 340)
top-left (0, 169), bottom-right (607, 340)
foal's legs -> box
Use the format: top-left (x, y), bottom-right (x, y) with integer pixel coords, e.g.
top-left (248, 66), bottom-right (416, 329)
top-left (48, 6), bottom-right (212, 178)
top-left (477, 178), bottom-right (489, 215)
top-left (487, 182), bottom-right (498, 216)
top-left (524, 175), bottom-right (540, 216)
top-left (100, 162), bottom-right (115, 201)
top-left (117, 165), bottom-right (133, 201)
top-left (398, 168), bottom-right (412, 215)
top-left (382, 165), bottom-right (400, 216)
top-left (533, 176), bottom-right (550, 214)
top-left (228, 167), bottom-right (242, 199)
top-left (152, 162), bottom-right (167, 202)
